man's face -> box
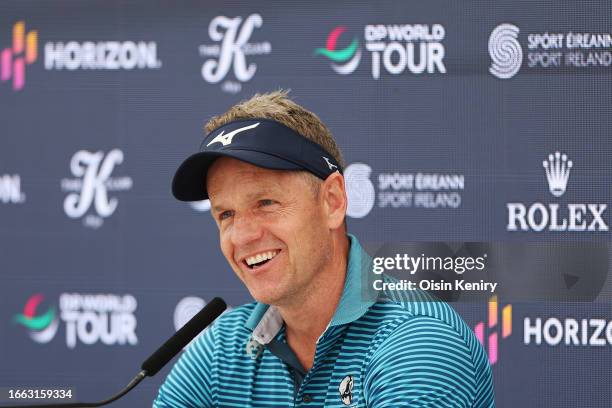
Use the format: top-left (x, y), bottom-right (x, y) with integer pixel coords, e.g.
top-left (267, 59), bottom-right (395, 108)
top-left (206, 157), bottom-right (332, 306)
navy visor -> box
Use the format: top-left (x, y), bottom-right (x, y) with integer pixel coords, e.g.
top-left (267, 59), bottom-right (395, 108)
top-left (172, 118), bottom-right (343, 201)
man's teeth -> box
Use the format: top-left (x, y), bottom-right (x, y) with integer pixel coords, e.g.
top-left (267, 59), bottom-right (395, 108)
top-left (246, 251), bottom-right (279, 266)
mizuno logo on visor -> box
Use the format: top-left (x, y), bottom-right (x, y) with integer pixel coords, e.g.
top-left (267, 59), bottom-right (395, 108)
top-left (323, 156), bottom-right (338, 171)
top-left (207, 122), bottom-right (261, 147)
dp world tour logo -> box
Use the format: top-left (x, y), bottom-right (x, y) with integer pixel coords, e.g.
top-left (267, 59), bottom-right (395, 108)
top-left (1, 21), bottom-right (38, 91)
top-left (13, 294), bottom-right (59, 343)
top-left (315, 26), bottom-right (361, 75)
top-left (489, 24), bottom-right (522, 79)
top-left (474, 295), bottom-right (512, 365)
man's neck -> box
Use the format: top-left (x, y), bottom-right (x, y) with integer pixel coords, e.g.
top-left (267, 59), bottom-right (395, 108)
top-left (276, 234), bottom-right (350, 369)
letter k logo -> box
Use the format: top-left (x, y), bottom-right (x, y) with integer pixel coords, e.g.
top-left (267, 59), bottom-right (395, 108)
top-left (207, 122), bottom-right (260, 147)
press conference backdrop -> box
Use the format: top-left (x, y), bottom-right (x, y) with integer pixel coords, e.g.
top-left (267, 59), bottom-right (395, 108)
top-left (1, 1), bottom-right (611, 407)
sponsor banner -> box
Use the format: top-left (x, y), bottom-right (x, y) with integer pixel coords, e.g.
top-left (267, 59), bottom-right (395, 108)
top-left (44, 41), bottom-right (161, 71)
top-left (316, 23), bottom-right (446, 79)
top-left (13, 293), bottom-right (138, 349)
top-left (199, 13), bottom-right (272, 94)
top-left (524, 316), bottom-right (612, 347)
top-left (1, 19), bottom-right (161, 92)
top-left (0, 174), bottom-right (26, 204)
top-left (60, 149), bottom-right (133, 229)
top-left (345, 162), bottom-right (464, 219)
top-left (506, 151), bottom-right (609, 233)
top-left (0, 21), bottom-right (37, 91)
top-left (489, 23), bottom-right (612, 79)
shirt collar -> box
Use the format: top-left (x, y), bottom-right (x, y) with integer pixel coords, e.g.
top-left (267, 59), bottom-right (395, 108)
top-left (245, 234), bottom-right (375, 344)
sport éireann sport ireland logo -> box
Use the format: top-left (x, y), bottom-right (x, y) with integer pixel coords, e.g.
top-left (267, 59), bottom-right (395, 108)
top-left (489, 24), bottom-right (522, 79)
top-left (13, 294), bottom-right (59, 343)
top-left (315, 26), bottom-right (361, 75)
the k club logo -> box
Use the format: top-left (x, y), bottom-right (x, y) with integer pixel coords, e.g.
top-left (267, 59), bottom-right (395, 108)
top-left (488, 24), bottom-right (522, 79)
top-left (507, 151), bottom-right (608, 232)
top-left (344, 163), bottom-right (375, 218)
top-left (1, 21), bottom-right (38, 91)
top-left (13, 294), bottom-right (59, 344)
top-left (199, 14), bottom-right (272, 94)
top-left (315, 26), bottom-right (361, 75)
top-left (14, 293), bottom-right (138, 348)
top-left (61, 149), bottom-right (133, 229)
top-left (474, 295), bottom-right (512, 365)
top-left (0, 174), bottom-right (26, 204)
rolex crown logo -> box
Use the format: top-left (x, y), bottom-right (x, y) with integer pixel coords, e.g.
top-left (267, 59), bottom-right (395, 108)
top-left (543, 151), bottom-right (572, 197)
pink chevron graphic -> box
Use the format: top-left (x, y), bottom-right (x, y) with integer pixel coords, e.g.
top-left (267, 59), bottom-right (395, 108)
top-left (474, 296), bottom-right (512, 365)
top-left (1, 21), bottom-right (38, 91)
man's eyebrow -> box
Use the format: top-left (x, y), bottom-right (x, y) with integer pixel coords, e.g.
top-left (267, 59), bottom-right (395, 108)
top-left (211, 204), bottom-right (224, 214)
top-left (210, 186), bottom-right (280, 213)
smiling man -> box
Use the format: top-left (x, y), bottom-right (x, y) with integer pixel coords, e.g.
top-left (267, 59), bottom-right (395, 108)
top-left (154, 91), bottom-right (495, 407)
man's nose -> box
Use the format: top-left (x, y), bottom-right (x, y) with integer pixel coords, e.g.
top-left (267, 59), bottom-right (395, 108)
top-left (230, 213), bottom-right (263, 247)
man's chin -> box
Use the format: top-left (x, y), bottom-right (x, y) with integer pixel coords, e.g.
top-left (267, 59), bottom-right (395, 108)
top-left (248, 287), bottom-right (290, 306)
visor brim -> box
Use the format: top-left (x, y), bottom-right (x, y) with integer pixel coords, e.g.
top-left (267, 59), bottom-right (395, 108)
top-left (172, 149), bottom-right (304, 201)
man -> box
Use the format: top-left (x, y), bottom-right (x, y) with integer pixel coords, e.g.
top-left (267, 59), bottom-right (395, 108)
top-left (154, 91), bottom-right (494, 407)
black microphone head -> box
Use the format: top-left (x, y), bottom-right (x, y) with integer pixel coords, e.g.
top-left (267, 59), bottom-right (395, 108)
top-left (141, 297), bottom-right (226, 376)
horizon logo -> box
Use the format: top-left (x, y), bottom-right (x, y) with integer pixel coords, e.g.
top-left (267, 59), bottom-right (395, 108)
top-left (0, 174), bottom-right (26, 204)
top-left (474, 295), bottom-right (512, 365)
top-left (199, 14), bottom-right (271, 94)
top-left (45, 41), bottom-right (161, 70)
top-left (61, 149), bottom-right (133, 229)
top-left (524, 317), bottom-right (612, 346)
top-left (1, 21), bottom-right (38, 91)
top-left (507, 151), bottom-right (608, 232)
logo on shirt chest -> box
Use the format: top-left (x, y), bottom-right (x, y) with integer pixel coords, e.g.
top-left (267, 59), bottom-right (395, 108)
top-left (339, 375), bottom-right (354, 405)
top-left (245, 336), bottom-right (264, 359)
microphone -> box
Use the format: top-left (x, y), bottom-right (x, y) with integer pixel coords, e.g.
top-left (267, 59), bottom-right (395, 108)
top-left (1, 297), bottom-right (227, 408)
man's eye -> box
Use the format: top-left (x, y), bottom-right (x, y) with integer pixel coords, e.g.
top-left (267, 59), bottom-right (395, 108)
top-left (219, 210), bottom-right (234, 220)
top-left (259, 199), bottom-right (275, 207)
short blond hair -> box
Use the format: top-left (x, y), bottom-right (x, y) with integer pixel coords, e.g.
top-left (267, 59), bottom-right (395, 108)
top-left (205, 90), bottom-right (345, 168)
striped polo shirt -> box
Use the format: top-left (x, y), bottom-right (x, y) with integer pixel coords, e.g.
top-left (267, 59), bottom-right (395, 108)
top-left (153, 235), bottom-right (495, 407)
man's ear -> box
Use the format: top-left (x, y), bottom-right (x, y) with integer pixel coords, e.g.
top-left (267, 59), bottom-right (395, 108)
top-left (320, 172), bottom-right (347, 230)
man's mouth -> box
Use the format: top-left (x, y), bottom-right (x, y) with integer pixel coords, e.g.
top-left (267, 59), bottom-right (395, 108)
top-left (244, 251), bottom-right (279, 270)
